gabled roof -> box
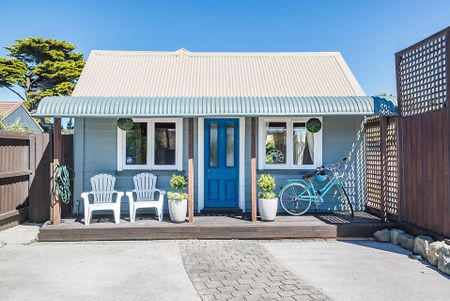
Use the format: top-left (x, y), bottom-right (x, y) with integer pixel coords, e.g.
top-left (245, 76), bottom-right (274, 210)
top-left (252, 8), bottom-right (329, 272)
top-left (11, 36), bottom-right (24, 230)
top-left (0, 102), bottom-right (21, 117)
top-left (73, 49), bottom-right (365, 97)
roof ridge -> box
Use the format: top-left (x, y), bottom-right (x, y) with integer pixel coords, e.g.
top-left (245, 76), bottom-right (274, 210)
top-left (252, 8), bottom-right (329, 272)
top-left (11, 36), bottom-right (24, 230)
top-left (90, 49), bottom-right (342, 57)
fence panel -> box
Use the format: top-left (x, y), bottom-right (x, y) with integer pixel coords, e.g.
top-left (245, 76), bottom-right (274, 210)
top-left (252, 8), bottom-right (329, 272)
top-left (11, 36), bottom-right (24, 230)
top-left (0, 131), bottom-right (33, 228)
top-left (364, 117), bottom-right (400, 220)
top-left (395, 26), bottom-right (450, 237)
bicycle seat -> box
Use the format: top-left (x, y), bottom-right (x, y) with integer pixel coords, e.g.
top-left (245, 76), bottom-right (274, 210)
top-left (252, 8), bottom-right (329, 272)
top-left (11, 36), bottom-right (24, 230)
top-left (302, 172), bottom-right (316, 180)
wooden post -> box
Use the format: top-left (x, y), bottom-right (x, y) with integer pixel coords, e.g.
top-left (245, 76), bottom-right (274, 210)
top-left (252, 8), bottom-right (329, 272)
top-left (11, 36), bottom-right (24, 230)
top-left (251, 117), bottom-right (257, 222)
top-left (52, 118), bottom-right (62, 225)
top-left (188, 118), bottom-right (194, 223)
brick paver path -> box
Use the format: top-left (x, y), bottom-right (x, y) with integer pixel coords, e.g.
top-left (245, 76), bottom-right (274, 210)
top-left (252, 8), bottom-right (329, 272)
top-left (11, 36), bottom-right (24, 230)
top-left (179, 240), bottom-right (331, 301)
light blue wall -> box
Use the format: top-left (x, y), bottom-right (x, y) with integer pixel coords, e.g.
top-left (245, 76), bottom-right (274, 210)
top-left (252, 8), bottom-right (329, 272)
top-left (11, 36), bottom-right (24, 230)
top-left (4, 107), bottom-right (42, 133)
top-left (74, 116), bottom-right (364, 214)
top-left (74, 118), bottom-right (197, 214)
top-left (249, 116), bottom-right (365, 212)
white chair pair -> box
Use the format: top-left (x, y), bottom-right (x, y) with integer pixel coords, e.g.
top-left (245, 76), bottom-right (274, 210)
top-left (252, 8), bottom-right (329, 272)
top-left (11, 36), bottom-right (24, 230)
top-left (81, 173), bottom-right (165, 225)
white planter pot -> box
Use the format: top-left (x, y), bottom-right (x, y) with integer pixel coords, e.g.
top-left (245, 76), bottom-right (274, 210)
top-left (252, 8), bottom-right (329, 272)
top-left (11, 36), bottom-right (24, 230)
top-left (168, 199), bottom-right (187, 223)
top-left (258, 197), bottom-right (278, 221)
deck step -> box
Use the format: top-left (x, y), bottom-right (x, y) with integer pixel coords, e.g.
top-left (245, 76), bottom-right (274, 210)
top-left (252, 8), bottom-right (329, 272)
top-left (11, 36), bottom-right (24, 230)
top-left (37, 213), bottom-right (394, 242)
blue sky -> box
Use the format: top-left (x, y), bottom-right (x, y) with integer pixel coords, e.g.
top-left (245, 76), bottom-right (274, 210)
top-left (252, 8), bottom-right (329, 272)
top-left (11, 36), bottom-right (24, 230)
top-left (1, 0), bottom-right (449, 100)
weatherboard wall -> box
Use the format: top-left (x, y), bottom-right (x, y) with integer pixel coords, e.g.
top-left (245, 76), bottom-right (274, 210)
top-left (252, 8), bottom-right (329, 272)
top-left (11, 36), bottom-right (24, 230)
top-left (73, 116), bottom-right (364, 214)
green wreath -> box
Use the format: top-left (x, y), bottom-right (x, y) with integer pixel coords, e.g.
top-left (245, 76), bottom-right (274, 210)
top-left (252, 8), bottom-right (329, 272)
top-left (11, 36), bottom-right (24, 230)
top-left (117, 118), bottom-right (134, 131)
top-left (306, 118), bottom-right (322, 133)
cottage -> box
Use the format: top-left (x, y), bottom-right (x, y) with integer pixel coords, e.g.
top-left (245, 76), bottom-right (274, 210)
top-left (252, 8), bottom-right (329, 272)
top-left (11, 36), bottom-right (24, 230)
top-left (0, 102), bottom-right (43, 133)
top-left (35, 49), bottom-right (395, 217)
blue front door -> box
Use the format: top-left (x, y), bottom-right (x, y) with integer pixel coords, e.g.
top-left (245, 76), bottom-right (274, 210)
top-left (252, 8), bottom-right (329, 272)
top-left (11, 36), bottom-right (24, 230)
top-left (204, 119), bottom-right (239, 208)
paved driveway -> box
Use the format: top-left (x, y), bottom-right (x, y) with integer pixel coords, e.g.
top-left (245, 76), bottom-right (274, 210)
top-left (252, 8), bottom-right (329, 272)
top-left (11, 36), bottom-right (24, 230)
top-left (1, 225), bottom-right (450, 301)
top-left (264, 240), bottom-right (450, 301)
top-left (0, 240), bottom-right (200, 301)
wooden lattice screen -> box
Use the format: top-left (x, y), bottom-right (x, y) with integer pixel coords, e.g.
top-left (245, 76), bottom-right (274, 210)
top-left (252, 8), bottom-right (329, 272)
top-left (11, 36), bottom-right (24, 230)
top-left (364, 119), bottom-right (382, 211)
top-left (385, 118), bottom-right (399, 216)
top-left (397, 29), bottom-right (448, 116)
top-left (364, 117), bottom-right (399, 220)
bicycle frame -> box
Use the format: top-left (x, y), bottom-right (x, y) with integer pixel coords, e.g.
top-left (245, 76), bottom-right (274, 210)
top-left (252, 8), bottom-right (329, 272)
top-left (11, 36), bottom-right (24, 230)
top-left (287, 170), bottom-right (345, 206)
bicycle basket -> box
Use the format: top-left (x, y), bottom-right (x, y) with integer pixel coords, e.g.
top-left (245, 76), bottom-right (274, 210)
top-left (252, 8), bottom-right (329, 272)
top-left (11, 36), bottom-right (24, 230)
top-left (315, 174), bottom-right (328, 182)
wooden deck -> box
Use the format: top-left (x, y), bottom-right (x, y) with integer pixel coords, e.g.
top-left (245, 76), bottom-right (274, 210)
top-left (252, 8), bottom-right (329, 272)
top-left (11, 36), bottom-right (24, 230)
top-left (38, 211), bottom-right (394, 242)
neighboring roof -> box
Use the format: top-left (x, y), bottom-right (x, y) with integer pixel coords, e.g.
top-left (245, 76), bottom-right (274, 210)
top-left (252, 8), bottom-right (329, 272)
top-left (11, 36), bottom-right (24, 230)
top-left (34, 96), bottom-right (397, 118)
top-left (73, 49), bottom-right (365, 97)
top-left (0, 102), bottom-right (21, 117)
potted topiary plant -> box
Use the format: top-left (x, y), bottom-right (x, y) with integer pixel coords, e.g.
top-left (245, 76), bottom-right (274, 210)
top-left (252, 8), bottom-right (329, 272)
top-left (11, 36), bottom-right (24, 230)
top-left (167, 174), bottom-right (188, 223)
top-left (258, 174), bottom-right (278, 221)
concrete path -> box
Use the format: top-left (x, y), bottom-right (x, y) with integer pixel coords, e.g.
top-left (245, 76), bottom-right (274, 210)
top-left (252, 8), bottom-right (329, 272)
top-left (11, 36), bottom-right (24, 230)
top-left (0, 240), bottom-right (200, 301)
top-left (0, 223), bottom-right (40, 245)
top-left (264, 240), bottom-right (450, 301)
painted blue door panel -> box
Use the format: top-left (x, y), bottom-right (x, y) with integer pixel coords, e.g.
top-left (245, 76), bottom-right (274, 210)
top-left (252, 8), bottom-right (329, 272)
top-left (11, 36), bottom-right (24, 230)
top-left (205, 119), bottom-right (239, 208)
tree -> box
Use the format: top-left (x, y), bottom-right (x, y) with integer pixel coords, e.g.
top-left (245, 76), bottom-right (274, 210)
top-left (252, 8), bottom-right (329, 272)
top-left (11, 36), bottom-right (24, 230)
top-left (0, 38), bottom-right (85, 111)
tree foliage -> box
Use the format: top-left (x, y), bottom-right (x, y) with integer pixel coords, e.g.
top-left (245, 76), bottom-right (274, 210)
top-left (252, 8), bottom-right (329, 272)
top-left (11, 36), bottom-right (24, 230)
top-left (0, 38), bottom-right (85, 111)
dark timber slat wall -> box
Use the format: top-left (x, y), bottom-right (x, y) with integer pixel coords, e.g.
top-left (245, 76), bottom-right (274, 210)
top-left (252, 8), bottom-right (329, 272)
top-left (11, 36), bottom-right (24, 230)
top-left (0, 130), bottom-right (73, 228)
top-left (365, 27), bottom-right (450, 238)
top-left (396, 27), bottom-right (450, 237)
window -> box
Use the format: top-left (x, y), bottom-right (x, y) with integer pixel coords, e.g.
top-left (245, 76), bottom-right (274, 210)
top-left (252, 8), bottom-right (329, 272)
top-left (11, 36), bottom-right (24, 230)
top-left (259, 118), bottom-right (322, 169)
top-left (118, 119), bottom-right (183, 170)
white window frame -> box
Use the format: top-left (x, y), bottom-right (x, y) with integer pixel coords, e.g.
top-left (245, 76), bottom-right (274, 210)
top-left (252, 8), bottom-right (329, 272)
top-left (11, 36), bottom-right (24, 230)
top-left (258, 117), bottom-right (322, 170)
top-left (117, 118), bottom-right (183, 171)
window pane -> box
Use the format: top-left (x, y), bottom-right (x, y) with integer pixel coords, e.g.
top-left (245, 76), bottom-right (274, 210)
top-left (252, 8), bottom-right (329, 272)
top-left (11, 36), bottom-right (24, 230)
top-left (154, 122), bottom-right (176, 165)
top-left (293, 122), bottom-right (314, 165)
top-left (226, 122), bottom-right (235, 167)
top-left (126, 122), bottom-right (147, 165)
top-left (265, 122), bottom-right (286, 164)
top-left (210, 123), bottom-right (218, 167)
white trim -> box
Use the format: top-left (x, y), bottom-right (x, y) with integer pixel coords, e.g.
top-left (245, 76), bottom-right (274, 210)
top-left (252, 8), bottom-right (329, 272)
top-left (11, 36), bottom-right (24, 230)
top-left (197, 117), bottom-right (245, 212)
top-left (258, 117), bottom-right (323, 170)
top-left (197, 117), bottom-right (204, 213)
top-left (239, 117), bottom-right (245, 213)
top-left (117, 118), bottom-right (183, 171)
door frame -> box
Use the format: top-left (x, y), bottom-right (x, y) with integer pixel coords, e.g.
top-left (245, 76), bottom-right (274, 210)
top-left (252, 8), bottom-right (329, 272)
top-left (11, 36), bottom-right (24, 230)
top-left (198, 117), bottom-right (245, 212)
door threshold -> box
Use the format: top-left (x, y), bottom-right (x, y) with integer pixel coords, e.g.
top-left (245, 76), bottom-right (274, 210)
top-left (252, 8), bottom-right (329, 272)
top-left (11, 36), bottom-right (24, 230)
top-left (200, 207), bottom-right (243, 215)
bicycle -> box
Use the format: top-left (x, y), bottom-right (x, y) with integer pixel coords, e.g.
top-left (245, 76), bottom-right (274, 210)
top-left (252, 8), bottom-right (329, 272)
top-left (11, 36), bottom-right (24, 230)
top-left (279, 158), bottom-right (354, 217)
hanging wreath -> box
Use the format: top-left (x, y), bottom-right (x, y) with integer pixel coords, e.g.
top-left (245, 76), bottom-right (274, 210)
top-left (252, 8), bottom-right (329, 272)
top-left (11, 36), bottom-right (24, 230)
top-left (306, 118), bottom-right (322, 133)
top-left (117, 118), bottom-right (134, 131)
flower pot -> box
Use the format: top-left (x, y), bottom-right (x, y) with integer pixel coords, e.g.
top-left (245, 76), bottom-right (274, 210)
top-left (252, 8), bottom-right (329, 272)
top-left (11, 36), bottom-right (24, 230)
top-left (258, 197), bottom-right (278, 221)
top-left (168, 199), bottom-right (187, 223)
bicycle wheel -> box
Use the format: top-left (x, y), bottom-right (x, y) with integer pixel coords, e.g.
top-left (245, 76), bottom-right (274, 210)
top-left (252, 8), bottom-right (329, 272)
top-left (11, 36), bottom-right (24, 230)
top-left (279, 183), bottom-right (313, 216)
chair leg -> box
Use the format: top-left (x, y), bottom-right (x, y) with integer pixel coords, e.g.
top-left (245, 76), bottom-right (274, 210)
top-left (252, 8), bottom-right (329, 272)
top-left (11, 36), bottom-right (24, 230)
top-left (84, 207), bottom-right (90, 225)
top-left (114, 208), bottom-right (120, 224)
top-left (158, 208), bottom-right (163, 222)
top-left (88, 209), bottom-right (93, 226)
top-left (130, 204), bottom-right (134, 223)
top-left (133, 206), bottom-right (137, 223)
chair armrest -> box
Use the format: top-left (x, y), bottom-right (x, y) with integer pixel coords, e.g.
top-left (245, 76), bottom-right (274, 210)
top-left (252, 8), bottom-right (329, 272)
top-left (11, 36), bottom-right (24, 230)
top-left (154, 189), bottom-right (166, 195)
top-left (81, 192), bottom-right (93, 208)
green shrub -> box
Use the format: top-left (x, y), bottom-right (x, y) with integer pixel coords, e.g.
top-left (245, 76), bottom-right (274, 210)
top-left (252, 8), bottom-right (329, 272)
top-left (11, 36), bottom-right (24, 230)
top-left (306, 118), bottom-right (322, 133)
top-left (117, 118), bottom-right (134, 131)
top-left (258, 174), bottom-right (277, 199)
top-left (0, 114), bottom-right (32, 133)
top-left (168, 174), bottom-right (188, 201)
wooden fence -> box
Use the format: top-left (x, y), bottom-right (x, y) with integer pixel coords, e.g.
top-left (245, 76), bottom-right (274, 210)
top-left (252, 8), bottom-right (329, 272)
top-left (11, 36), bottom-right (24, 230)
top-left (0, 130), bottom-right (74, 229)
top-left (0, 131), bottom-right (51, 229)
top-left (365, 26), bottom-right (450, 238)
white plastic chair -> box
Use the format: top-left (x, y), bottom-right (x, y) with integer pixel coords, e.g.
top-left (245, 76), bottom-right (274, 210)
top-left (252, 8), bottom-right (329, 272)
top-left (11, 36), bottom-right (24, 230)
top-left (126, 173), bottom-right (166, 222)
top-left (81, 174), bottom-right (124, 225)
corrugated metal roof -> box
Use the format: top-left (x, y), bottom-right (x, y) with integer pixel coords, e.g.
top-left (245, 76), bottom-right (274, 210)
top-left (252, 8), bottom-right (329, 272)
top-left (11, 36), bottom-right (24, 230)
top-left (73, 50), bottom-right (365, 97)
top-left (34, 96), bottom-right (397, 117)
